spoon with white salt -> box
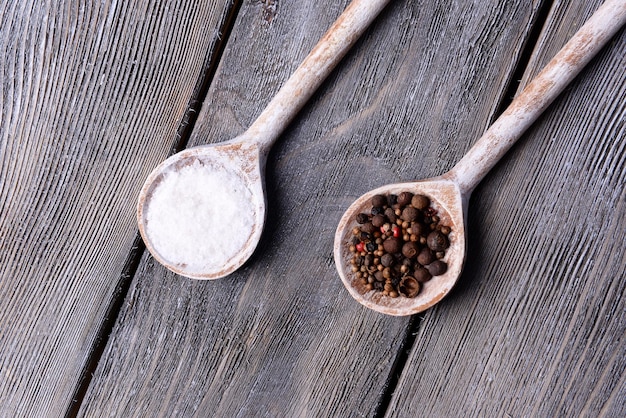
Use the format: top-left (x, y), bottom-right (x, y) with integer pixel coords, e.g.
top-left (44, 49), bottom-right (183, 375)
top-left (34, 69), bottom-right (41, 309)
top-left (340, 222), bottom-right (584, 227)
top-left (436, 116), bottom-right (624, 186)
top-left (334, 0), bottom-right (626, 315)
top-left (137, 0), bottom-right (391, 279)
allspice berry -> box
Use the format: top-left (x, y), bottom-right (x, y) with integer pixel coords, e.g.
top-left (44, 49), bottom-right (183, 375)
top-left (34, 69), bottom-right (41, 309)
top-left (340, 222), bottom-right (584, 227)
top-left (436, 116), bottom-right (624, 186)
top-left (411, 194), bottom-right (430, 210)
top-left (361, 222), bottom-right (377, 234)
top-left (408, 222), bottom-right (425, 236)
top-left (397, 191), bottom-right (413, 207)
top-left (382, 237), bottom-right (402, 254)
top-left (427, 260), bottom-right (448, 276)
top-left (413, 266), bottom-right (432, 283)
top-left (402, 241), bottom-right (419, 259)
top-left (401, 206), bottom-right (419, 222)
top-left (371, 194), bottom-right (387, 208)
top-left (417, 247), bottom-right (435, 266)
top-left (427, 230), bottom-right (449, 251)
top-left (371, 214), bottom-right (386, 228)
top-left (384, 207), bottom-right (397, 223)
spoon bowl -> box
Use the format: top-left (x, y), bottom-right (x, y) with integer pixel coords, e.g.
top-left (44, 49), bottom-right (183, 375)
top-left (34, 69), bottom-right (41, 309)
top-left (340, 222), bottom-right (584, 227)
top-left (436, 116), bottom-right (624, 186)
top-left (334, 0), bottom-right (626, 314)
top-left (137, 137), bottom-right (266, 279)
top-left (334, 177), bottom-right (466, 315)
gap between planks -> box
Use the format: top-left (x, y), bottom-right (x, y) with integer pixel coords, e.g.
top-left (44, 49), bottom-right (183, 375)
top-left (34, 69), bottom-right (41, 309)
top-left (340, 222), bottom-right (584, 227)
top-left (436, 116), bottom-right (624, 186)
top-left (63, 1), bottom-right (244, 417)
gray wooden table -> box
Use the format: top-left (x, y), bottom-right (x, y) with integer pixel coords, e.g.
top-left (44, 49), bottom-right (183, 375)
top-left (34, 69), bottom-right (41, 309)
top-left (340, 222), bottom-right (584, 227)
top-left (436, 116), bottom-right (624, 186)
top-left (1, 0), bottom-right (625, 416)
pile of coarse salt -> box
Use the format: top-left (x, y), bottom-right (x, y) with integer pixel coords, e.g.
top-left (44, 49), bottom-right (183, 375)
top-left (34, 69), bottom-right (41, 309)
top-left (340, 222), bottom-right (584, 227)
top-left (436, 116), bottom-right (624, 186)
top-left (144, 159), bottom-right (255, 275)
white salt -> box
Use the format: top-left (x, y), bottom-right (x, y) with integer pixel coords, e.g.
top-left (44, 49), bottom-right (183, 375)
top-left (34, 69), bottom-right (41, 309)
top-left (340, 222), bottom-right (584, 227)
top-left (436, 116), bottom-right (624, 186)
top-left (144, 159), bottom-right (255, 275)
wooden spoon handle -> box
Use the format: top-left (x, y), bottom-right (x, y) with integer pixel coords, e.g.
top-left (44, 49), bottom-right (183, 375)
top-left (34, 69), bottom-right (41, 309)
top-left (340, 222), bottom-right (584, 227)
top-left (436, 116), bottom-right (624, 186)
top-left (448, 0), bottom-right (626, 196)
top-left (244, 0), bottom-right (390, 152)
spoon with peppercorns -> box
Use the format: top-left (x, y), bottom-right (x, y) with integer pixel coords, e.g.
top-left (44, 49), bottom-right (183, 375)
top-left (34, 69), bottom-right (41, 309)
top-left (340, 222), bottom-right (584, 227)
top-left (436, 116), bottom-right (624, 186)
top-left (334, 0), bottom-right (626, 315)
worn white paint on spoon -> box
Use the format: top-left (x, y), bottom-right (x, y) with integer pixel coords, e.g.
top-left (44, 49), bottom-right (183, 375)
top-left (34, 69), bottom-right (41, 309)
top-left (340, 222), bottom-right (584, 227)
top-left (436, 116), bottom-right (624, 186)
top-left (138, 0), bottom-right (391, 279)
top-left (334, 0), bottom-right (626, 316)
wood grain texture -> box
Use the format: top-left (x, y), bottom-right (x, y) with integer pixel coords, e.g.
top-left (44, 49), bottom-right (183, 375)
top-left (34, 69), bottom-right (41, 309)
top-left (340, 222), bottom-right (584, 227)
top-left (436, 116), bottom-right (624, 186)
top-left (78, 0), bottom-right (543, 416)
top-left (0, 0), bottom-right (232, 415)
top-left (386, 0), bottom-right (626, 416)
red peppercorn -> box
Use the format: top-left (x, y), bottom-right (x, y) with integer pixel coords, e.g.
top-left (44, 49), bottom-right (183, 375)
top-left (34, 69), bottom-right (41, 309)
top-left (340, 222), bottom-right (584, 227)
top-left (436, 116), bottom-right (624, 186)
top-left (392, 225), bottom-right (401, 238)
top-left (356, 241), bottom-right (365, 252)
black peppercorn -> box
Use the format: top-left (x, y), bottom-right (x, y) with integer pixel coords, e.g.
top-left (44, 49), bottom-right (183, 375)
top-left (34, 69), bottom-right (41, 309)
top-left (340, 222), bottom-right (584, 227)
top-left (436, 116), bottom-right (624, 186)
top-left (371, 206), bottom-right (384, 216)
top-left (386, 194), bottom-right (398, 207)
top-left (356, 213), bottom-right (369, 224)
top-left (380, 253), bottom-right (395, 267)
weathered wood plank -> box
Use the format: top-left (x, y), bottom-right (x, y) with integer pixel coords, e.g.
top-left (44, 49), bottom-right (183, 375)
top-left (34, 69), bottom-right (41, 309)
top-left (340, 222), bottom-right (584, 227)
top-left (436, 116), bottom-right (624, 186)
top-left (78, 0), bottom-right (543, 416)
top-left (0, 0), bottom-right (233, 415)
top-left (387, 1), bottom-right (626, 416)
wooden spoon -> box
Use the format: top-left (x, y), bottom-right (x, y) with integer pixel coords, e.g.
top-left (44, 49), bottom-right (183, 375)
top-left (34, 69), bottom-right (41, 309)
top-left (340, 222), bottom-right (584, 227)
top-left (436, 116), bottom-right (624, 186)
top-left (138, 0), bottom-right (391, 279)
top-left (334, 0), bottom-right (626, 315)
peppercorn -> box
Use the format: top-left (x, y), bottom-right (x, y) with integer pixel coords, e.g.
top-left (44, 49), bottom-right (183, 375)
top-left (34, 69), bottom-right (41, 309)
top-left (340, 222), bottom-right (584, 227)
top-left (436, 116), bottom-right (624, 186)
top-left (417, 247), bottom-right (435, 266)
top-left (427, 230), bottom-right (449, 251)
top-left (427, 260), bottom-right (447, 276)
top-left (411, 194), bottom-right (429, 210)
top-left (401, 206), bottom-right (419, 222)
top-left (380, 253), bottom-right (395, 267)
top-left (382, 237), bottom-right (402, 254)
top-left (386, 194), bottom-right (398, 207)
top-left (382, 267), bottom-right (392, 279)
top-left (402, 241), bottom-right (419, 259)
top-left (356, 213), bottom-right (369, 224)
top-left (371, 214), bottom-right (386, 228)
top-left (361, 222), bottom-right (377, 234)
top-left (413, 266), bottom-right (432, 283)
top-left (384, 207), bottom-right (397, 223)
top-left (371, 194), bottom-right (387, 208)
top-left (396, 191), bottom-right (413, 207)
top-left (371, 206), bottom-right (384, 216)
